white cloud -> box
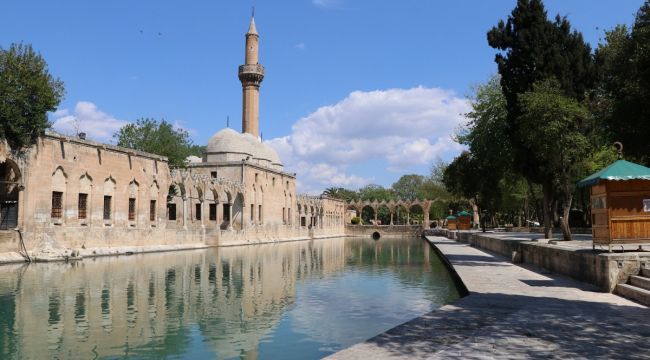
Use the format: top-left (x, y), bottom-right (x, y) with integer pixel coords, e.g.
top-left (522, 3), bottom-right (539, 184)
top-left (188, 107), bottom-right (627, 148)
top-left (266, 87), bottom-right (470, 194)
top-left (295, 43), bottom-right (306, 50)
top-left (51, 101), bottom-right (128, 143)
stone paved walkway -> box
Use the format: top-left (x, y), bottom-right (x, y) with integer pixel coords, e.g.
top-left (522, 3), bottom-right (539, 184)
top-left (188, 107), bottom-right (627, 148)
top-left (328, 236), bottom-right (650, 359)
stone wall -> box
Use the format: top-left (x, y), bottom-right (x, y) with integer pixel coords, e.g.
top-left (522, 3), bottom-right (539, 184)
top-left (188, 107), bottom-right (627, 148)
top-left (345, 225), bottom-right (423, 238)
top-left (0, 134), bottom-right (347, 263)
top-left (428, 229), bottom-right (650, 292)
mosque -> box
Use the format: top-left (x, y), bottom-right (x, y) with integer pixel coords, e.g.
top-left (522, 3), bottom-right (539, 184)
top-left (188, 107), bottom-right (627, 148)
top-left (0, 15), bottom-right (346, 259)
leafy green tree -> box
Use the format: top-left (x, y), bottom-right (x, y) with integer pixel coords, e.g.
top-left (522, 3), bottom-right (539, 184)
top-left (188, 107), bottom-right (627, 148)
top-left (0, 43), bottom-right (64, 149)
top-left (488, 0), bottom-right (596, 183)
top-left (358, 184), bottom-right (394, 202)
top-left (114, 118), bottom-right (199, 167)
top-left (322, 187), bottom-right (358, 202)
top-left (391, 174), bottom-right (426, 201)
top-left (595, 2), bottom-right (650, 163)
top-left (518, 79), bottom-right (591, 239)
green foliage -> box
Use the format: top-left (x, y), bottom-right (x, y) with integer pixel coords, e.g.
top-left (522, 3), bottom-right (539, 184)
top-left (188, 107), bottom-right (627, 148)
top-left (350, 217), bottom-right (361, 225)
top-left (188, 145), bottom-right (205, 157)
top-left (595, 2), bottom-right (650, 163)
top-left (446, 76), bottom-right (510, 213)
top-left (584, 145), bottom-right (618, 175)
top-left (114, 118), bottom-right (198, 167)
top-left (358, 184), bottom-right (394, 202)
top-left (458, 75), bottom-right (511, 170)
top-left (517, 79), bottom-right (591, 183)
top-left (0, 43), bottom-right (65, 149)
top-left (488, 0), bottom-right (596, 182)
top-left (518, 79), bottom-right (592, 238)
top-left (322, 187), bottom-right (359, 202)
top-left (391, 175), bottom-right (425, 201)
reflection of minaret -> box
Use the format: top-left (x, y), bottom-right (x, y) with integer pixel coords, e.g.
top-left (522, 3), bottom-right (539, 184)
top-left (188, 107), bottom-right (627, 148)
top-left (239, 13), bottom-right (264, 138)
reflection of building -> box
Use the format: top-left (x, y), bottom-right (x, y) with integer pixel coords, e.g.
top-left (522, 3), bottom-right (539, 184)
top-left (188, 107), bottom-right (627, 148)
top-left (6, 238), bottom-right (347, 359)
top-left (0, 237), bottom-right (460, 359)
top-left (0, 15), bottom-right (345, 256)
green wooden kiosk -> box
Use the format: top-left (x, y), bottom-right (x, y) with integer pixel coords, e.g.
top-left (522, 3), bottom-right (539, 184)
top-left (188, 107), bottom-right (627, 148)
top-left (446, 215), bottom-right (458, 230)
top-left (578, 159), bottom-right (650, 251)
top-left (457, 210), bottom-right (473, 230)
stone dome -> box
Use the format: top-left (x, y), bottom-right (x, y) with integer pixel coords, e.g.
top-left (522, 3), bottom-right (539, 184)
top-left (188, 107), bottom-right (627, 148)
top-left (204, 128), bottom-right (283, 170)
top-left (262, 143), bottom-right (282, 166)
top-left (206, 128), bottom-right (253, 156)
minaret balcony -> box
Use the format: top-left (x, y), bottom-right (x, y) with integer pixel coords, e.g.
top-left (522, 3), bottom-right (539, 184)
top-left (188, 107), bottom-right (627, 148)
top-left (238, 64), bottom-right (265, 76)
top-left (238, 64), bottom-right (265, 85)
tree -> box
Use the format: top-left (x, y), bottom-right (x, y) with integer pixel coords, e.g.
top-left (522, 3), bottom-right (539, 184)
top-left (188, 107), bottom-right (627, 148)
top-left (358, 184), bottom-right (394, 202)
top-left (114, 118), bottom-right (199, 167)
top-left (0, 43), bottom-right (65, 149)
top-left (487, 0), bottom-right (596, 183)
top-left (458, 75), bottom-right (511, 172)
top-left (518, 79), bottom-right (591, 239)
top-left (322, 187), bottom-right (358, 202)
top-left (451, 76), bottom-right (514, 224)
top-left (595, 2), bottom-right (650, 163)
top-left (391, 174), bottom-right (425, 201)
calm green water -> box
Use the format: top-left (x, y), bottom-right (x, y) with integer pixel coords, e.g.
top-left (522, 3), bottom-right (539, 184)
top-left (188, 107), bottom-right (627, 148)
top-left (0, 237), bottom-right (460, 359)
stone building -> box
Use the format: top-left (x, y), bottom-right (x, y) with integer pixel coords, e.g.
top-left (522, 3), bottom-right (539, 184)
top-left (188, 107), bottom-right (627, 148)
top-left (0, 15), bottom-right (345, 259)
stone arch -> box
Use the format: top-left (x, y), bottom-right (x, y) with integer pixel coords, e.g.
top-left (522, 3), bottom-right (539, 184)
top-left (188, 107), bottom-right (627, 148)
top-left (376, 203), bottom-right (391, 225)
top-left (79, 173), bottom-right (92, 193)
top-left (127, 179), bottom-right (140, 222)
top-left (103, 176), bottom-right (116, 196)
top-left (408, 203), bottom-right (424, 225)
top-left (52, 166), bottom-right (67, 192)
top-left (0, 159), bottom-right (21, 229)
top-left (50, 167), bottom-right (68, 222)
top-left (102, 176), bottom-right (116, 222)
top-left (221, 190), bottom-right (235, 230)
top-left (361, 204), bottom-right (375, 225)
top-left (394, 203), bottom-right (408, 225)
top-left (150, 181), bottom-right (160, 223)
top-left (232, 192), bottom-right (244, 230)
top-left (128, 179), bottom-right (139, 198)
top-left (150, 180), bottom-right (160, 199)
top-left (166, 183), bottom-right (183, 222)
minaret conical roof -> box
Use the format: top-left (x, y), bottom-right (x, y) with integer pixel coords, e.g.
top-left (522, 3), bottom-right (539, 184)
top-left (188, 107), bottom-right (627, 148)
top-left (247, 17), bottom-right (258, 35)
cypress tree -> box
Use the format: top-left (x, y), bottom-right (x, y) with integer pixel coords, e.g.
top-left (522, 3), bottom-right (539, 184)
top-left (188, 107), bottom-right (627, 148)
top-left (487, 0), bottom-right (595, 182)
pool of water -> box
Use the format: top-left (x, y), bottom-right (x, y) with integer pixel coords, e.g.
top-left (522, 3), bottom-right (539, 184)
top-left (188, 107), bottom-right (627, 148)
top-left (0, 237), bottom-right (460, 359)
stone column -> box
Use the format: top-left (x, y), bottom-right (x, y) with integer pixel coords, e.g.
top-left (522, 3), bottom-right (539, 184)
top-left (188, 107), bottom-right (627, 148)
top-left (423, 210), bottom-right (430, 230)
top-left (200, 200), bottom-right (205, 228)
top-left (182, 196), bottom-right (188, 229)
top-left (17, 185), bottom-right (25, 230)
top-left (227, 202), bottom-right (234, 231)
top-left (407, 212), bottom-right (410, 225)
top-left (390, 212), bottom-right (394, 225)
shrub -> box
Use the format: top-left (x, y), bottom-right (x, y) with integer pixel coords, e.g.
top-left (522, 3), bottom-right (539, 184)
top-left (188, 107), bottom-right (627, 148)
top-left (350, 217), bottom-right (361, 225)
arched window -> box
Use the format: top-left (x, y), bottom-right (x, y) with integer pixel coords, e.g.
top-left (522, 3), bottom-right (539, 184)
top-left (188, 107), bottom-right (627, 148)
top-left (51, 167), bottom-right (67, 223)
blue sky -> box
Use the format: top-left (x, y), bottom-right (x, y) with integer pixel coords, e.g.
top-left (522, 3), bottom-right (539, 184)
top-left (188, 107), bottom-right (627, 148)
top-left (1, 0), bottom-right (643, 193)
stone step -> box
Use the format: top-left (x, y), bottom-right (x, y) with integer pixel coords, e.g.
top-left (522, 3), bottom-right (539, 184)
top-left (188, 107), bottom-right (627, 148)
top-left (642, 268), bottom-right (650, 278)
top-left (630, 275), bottom-right (650, 291)
top-left (616, 283), bottom-right (650, 307)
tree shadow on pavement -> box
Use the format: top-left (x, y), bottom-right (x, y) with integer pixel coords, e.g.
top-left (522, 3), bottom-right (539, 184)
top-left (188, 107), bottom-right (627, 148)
top-left (357, 292), bottom-right (650, 359)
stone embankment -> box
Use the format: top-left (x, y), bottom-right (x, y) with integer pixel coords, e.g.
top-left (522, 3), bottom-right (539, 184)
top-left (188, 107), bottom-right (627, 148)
top-left (0, 229), bottom-right (346, 265)
top-left (423, 229), bottom-right (650, 293)
top-left (329, 235), bottom-right (650, 359)
top-left (345, 225), bottom-right (422, 239)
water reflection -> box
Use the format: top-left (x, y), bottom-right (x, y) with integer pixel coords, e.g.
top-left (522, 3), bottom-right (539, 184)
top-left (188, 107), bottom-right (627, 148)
top-left (0, 237), bottom-right (459, 359)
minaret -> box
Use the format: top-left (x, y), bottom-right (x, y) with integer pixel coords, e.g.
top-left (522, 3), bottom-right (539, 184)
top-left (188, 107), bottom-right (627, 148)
top-left (239, 14), bottom-right (265, 138)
